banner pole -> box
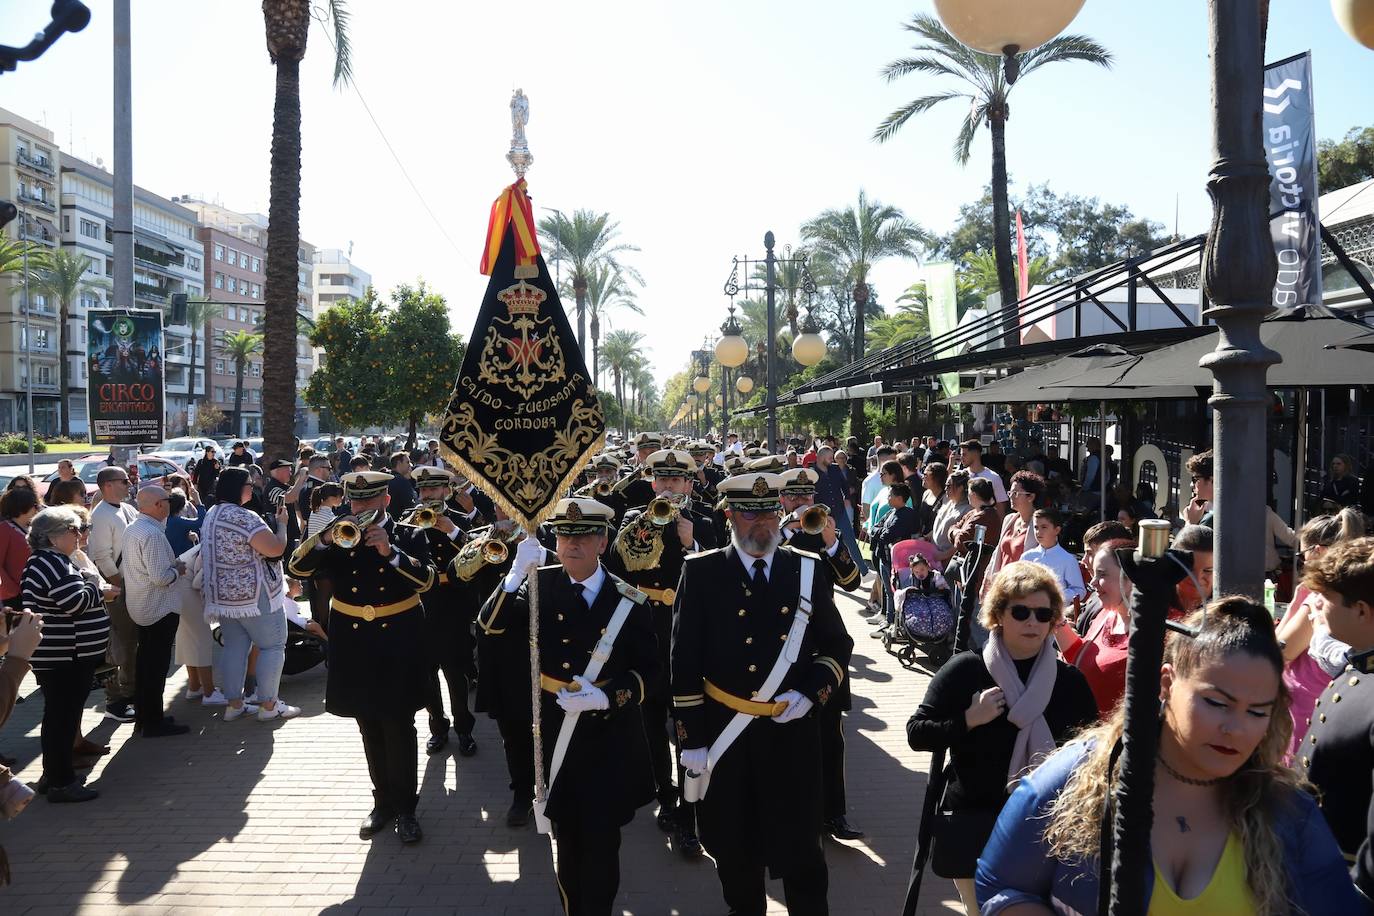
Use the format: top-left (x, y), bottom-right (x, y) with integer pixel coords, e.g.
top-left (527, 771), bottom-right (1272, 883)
top-left (527, 526), bottom-right (548, 831)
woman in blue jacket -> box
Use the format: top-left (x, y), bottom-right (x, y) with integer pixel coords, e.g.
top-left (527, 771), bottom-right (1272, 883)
top-left (976, 596), bottom-right (1368, 915)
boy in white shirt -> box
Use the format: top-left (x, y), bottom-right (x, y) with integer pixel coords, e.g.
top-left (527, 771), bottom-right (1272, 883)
top-left (1020, 507), bottom-right (1086, 603)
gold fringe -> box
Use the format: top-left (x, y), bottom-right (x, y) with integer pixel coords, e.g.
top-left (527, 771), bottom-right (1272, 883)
top-left (439, 431), bottom-right (605, 533)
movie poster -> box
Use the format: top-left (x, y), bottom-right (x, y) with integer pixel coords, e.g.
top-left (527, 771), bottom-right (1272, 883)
top-left (87, 309), bottom-right (165, 445)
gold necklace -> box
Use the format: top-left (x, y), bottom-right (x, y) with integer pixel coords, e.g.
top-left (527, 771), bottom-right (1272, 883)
top-left (1158, 754), bottom-right (1225, 787)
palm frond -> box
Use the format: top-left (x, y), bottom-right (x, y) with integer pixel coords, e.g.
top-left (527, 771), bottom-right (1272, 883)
top-left (879, 55), bottom-right (969, 84)
top-left (1015, 34), bottom-right (1112, 83)
top-left (872, 90), bottom-right (969, 143)
top-left (952, 102), bottom-right (983, 167)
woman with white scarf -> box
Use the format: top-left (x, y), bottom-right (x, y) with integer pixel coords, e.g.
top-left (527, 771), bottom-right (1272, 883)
top-left (906, 561), bottom-right (1098, 915)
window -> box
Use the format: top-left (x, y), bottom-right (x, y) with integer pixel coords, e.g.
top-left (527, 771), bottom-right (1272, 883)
top-left (187, 256), bottom-right (201, 272)
top-left (251, 284), bottom-right (260, 299)
top-left (251, 362), bottom-right (261, 377)
top-left (79, 218), bottom-right (100, 239)
top-left (227, 249), bottom-right (238, 267)
top-left (186, 285), bottom-right (201, 298)
top-left (79, 294), bottom-right (99, 311)
top-left (213, 273), bottom-right (224, 290)
top-left (34, 328), bottom-right (49, 350)
top-left (37, 365), bottom-right (52, 385)
top-left (239, 279), bottom-right (250, 295)
top-left (214, 359), bottom-right (225, 374)
top-left (62, 215), bottom-right (70, 233)
top-left (251, 389), bottom-right (261, 403)
top-left (214, 244), bottom-right (224, 261)
top-left (252, 257), bottom-right (261, 273)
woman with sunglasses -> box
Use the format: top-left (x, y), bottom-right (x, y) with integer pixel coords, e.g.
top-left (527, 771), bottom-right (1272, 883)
top-left (906, 561), bottom-right (1097, 914)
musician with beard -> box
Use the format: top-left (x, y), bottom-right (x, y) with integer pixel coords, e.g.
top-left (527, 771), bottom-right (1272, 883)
top-left (672, 471), bottom-right (852, 914)
top-left (605, 448), bottom-right (717, 858)
top-left (777, 467), bottom-right (863, 843)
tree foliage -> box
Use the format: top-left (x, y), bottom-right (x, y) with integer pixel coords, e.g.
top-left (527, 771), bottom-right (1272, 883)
top-left (1317, 126), bottom-right (1374, 192)
top-left (305, 288), bottom-right (393, 430)
top-left (383, 281), bottom-right (464, 446)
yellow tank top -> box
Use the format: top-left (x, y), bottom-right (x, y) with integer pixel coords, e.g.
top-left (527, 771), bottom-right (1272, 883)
top-left (1148, 833), bottom-right (1256, 915)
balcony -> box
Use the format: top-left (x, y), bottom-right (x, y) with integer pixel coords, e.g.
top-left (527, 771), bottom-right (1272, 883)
top-left (17, 221), bottom-right (56, 246)
top-left (16, 189), bottom-right (56, 213)
top-left (16, 149), bottom-right (56, 176)
top-left (134, 281), bottom-right (168, 302)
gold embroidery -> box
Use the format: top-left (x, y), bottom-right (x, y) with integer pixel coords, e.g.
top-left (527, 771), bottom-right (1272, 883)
top-left (614, 511), bottom-right (665, 572)
top-left (817, 685), bottom-right (833, 705)
top-left (675, 720), bottom-right (688, 741)
top-left (616, 689), bottom-right (632, 708)
top-left (476, 280), bottom-right (565, 399)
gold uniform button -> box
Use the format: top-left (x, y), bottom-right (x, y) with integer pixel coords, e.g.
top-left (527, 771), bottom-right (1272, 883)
top-left (1302, 756), bottom-right (1310, 767)
top-left (352, 622), bottom-right (359, 629)
top-left (1310, 734), bottom-right (1317, 744)
top-left (738, 609), bottom-right (746, 617)
top-left (351, 587), bottom-right (359, 593)
top-left (780, 634), bottom-right (786, 641)
top-left (745, 637), bottom-right (753, 645)
top-left (562, 662), bottom-right (571, 670)
top-left (562, 638), bottom-right (571, 644)
top-left (748, 664), bottom-right (757, 672)
top-left (781, 607), bottom-right (790, 615)
top-left (558, 614), bottom-right (565, 621)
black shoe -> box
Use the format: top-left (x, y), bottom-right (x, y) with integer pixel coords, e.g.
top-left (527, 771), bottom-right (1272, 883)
top-left (47, 782), bottom-right (99, 803)
top-left (30, 775), bottom-right (48, 795)
top-left (506, 799), bottom-right (533, 827)
top-left (655, 803), bottom-right (678, 833)
top-left (455, 733), bottom-right (477, 757)
top-left (673, 826), bottom-right (704, 859)
top-left (425, 732), bottom-right (449, 755)
top-left (824, 816), bottom-right (865, 841)
top-left (140, 722), bottom-right (191, 738)
top-left (359, 808), bottom-right (396, 839)
top-left (395, 814), bottom-right (423, 844)
top-left (104, 701), bottom-right (135, 723)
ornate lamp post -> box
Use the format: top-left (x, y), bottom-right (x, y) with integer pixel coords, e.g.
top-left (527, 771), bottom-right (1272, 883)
top-left (721, 234), bottom-right (824, 453)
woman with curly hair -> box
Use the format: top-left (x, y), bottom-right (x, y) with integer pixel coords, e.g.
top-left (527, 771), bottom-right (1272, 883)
top-left (976, 597), bottom-right (1363, 915)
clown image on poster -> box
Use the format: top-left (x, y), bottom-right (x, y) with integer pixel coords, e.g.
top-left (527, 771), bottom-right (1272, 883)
top-left (87, 309), bottom-right (165, 445)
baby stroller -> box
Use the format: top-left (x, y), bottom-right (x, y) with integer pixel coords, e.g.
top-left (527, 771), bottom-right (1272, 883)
top-left (883, 539), bottom-right (955, 666)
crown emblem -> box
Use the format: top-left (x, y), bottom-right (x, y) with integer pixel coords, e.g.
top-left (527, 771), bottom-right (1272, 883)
top-left (565, 501), bottom-right (583, 521)
top-left (665, 452), bottom-right (678, 468)
top-left (751, 476), bottom-right (770, 497)
top-left (497, 280), bottom-right (546, 317)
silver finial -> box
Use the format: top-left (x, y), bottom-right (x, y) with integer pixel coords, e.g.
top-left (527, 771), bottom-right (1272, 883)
top-left (507, 89), bottom-right (533, 178)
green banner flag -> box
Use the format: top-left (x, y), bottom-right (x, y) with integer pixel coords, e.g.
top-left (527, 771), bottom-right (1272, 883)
top-left (922, 262), bottom-right (960, 399)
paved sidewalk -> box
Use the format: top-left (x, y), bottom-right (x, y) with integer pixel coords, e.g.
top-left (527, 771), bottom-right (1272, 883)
top-left (0, 582), bottom-right (962, 914)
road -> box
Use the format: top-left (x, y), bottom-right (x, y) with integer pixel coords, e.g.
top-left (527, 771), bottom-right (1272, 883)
top-left (0, 576), bottom-right (963, 914)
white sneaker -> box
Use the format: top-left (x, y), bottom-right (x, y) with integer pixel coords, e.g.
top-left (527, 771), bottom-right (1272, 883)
top-left (184, 687), bottom-right (203, 700)
top-left (224, 703), bottom-right (259, 721)
top-left (258, 701), bottom-right (301, 721)
top-left (201, 689), bottom-right (228, 707)
top-left (244, 691), bottom-right (260, 705)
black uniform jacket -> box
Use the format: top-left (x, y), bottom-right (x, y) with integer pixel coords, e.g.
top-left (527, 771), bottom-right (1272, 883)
top-left (670, 543), bottom-right (854, 870)
top-left (1302, 646), bottom-right (1374, 900)
top-left (488, 564), bottom-right (659, 830)
top-left (417, 508), bottom-right (469, 644)
top-left (472, 539), bottom-right (555, 719)
top-left (612, 470), bottom-right (655, 524)
top-left (288, 514), bottom-right (435, 719)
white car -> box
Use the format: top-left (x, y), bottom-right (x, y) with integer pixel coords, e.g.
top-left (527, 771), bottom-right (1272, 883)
top-left (150, 437), bottom-right (222, 473)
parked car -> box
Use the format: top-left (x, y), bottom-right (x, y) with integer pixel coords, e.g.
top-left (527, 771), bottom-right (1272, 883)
top-left (37, 454), bottom-right (183, 504)
top-left (146, 437), bottom-right (222, 473)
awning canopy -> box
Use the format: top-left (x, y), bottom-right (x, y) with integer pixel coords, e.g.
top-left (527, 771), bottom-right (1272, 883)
top-left (134, 232), bottom-right (179, 259)
top-left (941, 344), bottom-right (1201, 404)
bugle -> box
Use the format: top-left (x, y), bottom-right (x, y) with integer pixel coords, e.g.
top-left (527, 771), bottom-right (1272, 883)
top-left (481, 538), bottom-right (509, 564)
top-left (406, 502), bottom-right (442, 529)
top-left (594, 480), bottom-right (614, 497)
top-left (646, 496), bottom-right (678, 527)
top-left (331, 509), bottom-right (379, 549)
top-left (799, 503), bottom-right (830, 536)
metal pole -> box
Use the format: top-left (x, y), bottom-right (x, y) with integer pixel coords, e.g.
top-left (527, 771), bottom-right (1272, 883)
top-left (112, 0), bottom-right (134, 314)
top-left (722, 366), bottom-right (731, 444)
top-left (1100, 401), bottom-right (1108, 522)
top-left (1199, 0), bottom-right (1280, 599)
top-left (21, 201), bottom-right (33, 473)
top-left (764, 232), bottom-right (778, 454)
top-left (1294, 387), bottom-right (1308, 527)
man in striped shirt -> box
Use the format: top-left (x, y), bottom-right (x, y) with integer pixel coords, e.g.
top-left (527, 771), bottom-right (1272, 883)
top-left (122, 487), bottom-right (188, 738)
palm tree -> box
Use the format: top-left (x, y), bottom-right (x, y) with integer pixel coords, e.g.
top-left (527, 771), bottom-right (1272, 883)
top-left (870, 284), bottom-right (932, 351)
top-left (261, 0), bottom-right (352, 461)
top-left (801, 191), bottom-right (929, 439)
top-left (29, 250), bottom-right (110, 438)
top-left (600, 329), bottom-right (645, 440)
top-left (0, 235), bottom-right (45, 279)
top-left (875, 13), bottom-right (1111, 346)
top-left (750, 253), bottom-right (812, 337)
top-left (178, 297), bottom-right (227, 408)
top-left (961, 250), bottom-right (1051, 299)
top-left (565, 264), bottom-right (641, 386)
top-left (538, 209), bottom-right (642, 355)
top-left (217, 330), bottom-right (264, 437)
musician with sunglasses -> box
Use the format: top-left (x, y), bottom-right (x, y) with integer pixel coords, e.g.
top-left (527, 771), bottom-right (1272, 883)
top-left (905, 561), bottom-right (1097, 914)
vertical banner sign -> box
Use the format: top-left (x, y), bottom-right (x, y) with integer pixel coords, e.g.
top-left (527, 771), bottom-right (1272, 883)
top-left (1263, 52), bottom-right (1322, 309)
top-left (922, 262), bottom-right (961, 400)
top-left (87, 309), bottom-right (165, 445)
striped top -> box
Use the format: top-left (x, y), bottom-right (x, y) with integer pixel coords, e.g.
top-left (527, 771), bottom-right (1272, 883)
top-left (24, 548), bottom-right (109, 672)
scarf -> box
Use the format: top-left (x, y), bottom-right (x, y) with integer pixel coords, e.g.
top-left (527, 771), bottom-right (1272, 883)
top-left (983, 628), bottom-right (1058, 789)
top-left (200, 502), bottom-right (282, 621)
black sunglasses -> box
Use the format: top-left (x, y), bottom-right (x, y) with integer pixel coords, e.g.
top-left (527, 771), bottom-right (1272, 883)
top-left (1008, 604), bottom-right (1055, 624)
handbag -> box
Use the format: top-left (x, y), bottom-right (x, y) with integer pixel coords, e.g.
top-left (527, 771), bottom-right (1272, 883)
top-left (930, 805), bottom-right (1003, 878)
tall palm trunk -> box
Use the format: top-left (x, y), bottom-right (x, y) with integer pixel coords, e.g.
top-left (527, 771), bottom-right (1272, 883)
top-left (851, 278), bottom-right (869, 442)
top-left (590, 312), bottom-right (600, 387)
top-left (989, 111), bottom-right (1019, 349)
top-left (263, 34), bottom-right (303, 462)
top-left (58, 295), bottom-right (72, 438)
top-left (574, 278), bottom-right (587, 355)
top-left (233, 358), bottom-right (247, 436)
top-left (613, 368), bottom-right (626, 440)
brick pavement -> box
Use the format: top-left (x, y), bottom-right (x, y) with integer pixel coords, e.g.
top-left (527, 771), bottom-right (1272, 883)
top-left (0, 580), bottom-right (963, 914)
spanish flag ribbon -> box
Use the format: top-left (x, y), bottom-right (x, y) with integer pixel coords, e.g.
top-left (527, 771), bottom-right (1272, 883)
top-left (480, 178), bottom-right (541, 279)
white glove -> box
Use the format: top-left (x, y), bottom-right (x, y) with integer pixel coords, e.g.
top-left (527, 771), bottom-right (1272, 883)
top-left (502, 535), bottom-right (544, 592)
top-left (555, 682), bottom-right (609, 713)
top-left (771, 689), bottom-right (813, 723)
top-left (680, 746), bottom-right (709, 775)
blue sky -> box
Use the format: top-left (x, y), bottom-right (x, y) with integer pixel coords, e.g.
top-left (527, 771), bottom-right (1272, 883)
top-left (3, 1), bottom-right (1371, 396)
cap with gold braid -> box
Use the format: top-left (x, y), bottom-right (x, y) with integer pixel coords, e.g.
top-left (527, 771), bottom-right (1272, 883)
top-left (718, 472), bottom-right (784, 512)
top-left (547, 497), bottom-right (614, 535)
top-left (744, 447), bottom-right (770, 460)
top-left (779, 467), bottom-right (818, 496)
top-left (746, 455), bottom-right (787, 474)
top-left (646, 448), bottom-right (697, 477)
top-left (631, 432), bottom-right (663, 452)
top-left (591, 453), bottom-right (623, 472)
top-left (341, 470), bottom-right (392, 500)
top-left (413, 466), bottom-right (455, 488)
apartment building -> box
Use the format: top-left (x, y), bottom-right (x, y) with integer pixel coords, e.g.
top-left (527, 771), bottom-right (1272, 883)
top-left (312, 247), bottom-right (372, 316)
top-left (58, 157), bottom-right (204, 437)
top-left (196, 223), bottom-right (266, 436)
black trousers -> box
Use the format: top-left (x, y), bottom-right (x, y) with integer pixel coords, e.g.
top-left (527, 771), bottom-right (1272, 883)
top-left (497, 712), bottom-right (534, 802)
top-left (34, 658), bottom-right (99, 787)
top-left (553, 822), bottom-right (621, 916)
top-left (425, 643), bottom-right (475, 737)
top-left (818, 704), bottom-right (847, 820)
top-left (716, 854), bottom-right (829, 916)
top-left (134, 612), bottom-right (180, 730)
top-left (357, 716), bottom-right (418, 816)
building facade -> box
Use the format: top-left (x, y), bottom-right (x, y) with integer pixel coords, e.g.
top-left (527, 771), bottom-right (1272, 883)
top-left (195, 222), bottom-right (267, 436)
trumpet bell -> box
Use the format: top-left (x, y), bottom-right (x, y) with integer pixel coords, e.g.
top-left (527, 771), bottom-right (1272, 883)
top-left (412, 506), bottom-right (439, 529)
top-left (800, 504), bottom-right (830, 536)
top-left (594, 480), bottom-right (614, 497)
top-left (332, 509), bottom-right (378, 550)
top-left (647, 497), bottom-right (677, 527)
top-left (482, 538), bottom-right (509, 564)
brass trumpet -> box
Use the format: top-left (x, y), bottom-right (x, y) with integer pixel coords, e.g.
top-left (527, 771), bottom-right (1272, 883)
top-left (407, 502), bottom-right (442, 528)
top-left (647, 496), bottom-right (679, 527)
top-left (799, 504), bottom-right (830, 536)
top-left (481, 538), bottom-right (509, 564)
top-left (593, 480), bottom-right (614, 497)
top-left (331, 510), bottom-right (379, 549)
